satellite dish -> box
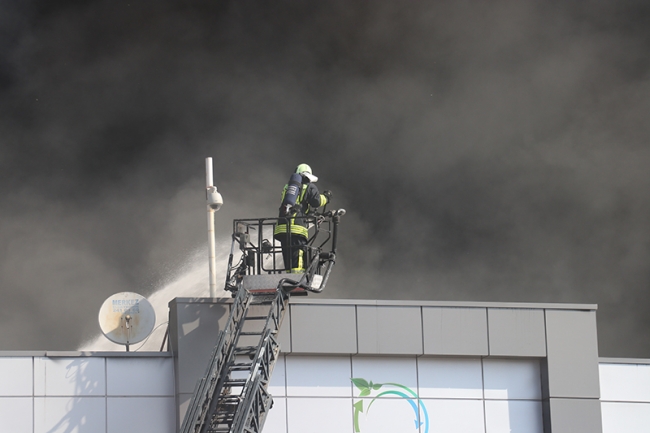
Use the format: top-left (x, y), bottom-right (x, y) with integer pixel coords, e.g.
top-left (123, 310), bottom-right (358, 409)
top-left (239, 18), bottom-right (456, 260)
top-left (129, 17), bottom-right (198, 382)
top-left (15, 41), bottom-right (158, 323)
top-left (98, 292), bottom-right (155, 351)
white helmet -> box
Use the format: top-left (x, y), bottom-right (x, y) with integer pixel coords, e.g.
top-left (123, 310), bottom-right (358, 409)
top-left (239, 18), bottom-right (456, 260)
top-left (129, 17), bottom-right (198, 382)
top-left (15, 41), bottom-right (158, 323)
top-left (295, 163), bottom-right (318, 183)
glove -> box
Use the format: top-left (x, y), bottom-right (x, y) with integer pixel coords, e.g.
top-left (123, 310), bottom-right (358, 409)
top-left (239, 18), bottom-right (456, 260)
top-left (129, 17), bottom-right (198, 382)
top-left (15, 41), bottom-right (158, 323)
top-left (323, 190), bottom-right (333, 204)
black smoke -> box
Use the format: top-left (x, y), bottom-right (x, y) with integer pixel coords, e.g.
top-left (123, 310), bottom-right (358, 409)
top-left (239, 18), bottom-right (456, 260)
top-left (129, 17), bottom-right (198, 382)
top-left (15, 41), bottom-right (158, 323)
top-left (1, 0), bottom-right (650, 356)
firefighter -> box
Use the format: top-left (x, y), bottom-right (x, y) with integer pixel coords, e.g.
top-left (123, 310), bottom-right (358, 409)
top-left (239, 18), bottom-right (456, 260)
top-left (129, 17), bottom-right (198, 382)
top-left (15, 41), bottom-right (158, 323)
top-left (274, 163), bottom-right (331, 273)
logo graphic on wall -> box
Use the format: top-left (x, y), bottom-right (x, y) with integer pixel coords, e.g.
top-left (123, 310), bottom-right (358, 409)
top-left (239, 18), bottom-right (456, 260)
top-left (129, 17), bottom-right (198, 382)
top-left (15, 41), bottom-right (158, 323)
top-left (351, 378), bottom-right (429, 433)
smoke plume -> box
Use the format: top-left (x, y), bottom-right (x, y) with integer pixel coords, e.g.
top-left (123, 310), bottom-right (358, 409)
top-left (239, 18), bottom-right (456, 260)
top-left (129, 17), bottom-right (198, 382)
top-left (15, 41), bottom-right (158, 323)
top-left (1, 0), bottom-right (650, 357)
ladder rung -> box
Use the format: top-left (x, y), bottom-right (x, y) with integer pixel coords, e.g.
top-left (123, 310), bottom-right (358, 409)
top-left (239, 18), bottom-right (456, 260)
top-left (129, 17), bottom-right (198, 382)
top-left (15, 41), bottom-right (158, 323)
top-left (244, 315), bottom-right (268, 320)
top-left (239, 331), bottom-right (263, 336)
top-left (225, 379), bottom-right (247, 386)
top-left (216, 398), bottom-right (240, 405)
top-left (234, 346), bottom-right (257, 354)
top-left (230, 363), bottom-right (253, 371)
top-left (251, 298), bottom-right (275, 304)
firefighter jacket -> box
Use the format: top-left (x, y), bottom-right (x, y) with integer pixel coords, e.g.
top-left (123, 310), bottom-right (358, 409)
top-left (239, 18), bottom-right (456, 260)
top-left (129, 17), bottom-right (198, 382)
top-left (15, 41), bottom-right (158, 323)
top-left (273, 181), bottom-right (328, 239)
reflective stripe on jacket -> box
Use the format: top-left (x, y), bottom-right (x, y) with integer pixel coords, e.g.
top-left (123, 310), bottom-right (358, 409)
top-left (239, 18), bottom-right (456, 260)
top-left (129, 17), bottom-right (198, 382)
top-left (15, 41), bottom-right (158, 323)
top-left (274, 181), bottom-right (326, 238)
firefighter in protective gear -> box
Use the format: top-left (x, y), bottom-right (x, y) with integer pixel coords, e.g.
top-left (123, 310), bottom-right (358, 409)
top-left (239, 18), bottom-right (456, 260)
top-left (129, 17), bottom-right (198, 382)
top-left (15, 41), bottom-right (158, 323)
top-left (274, 163), bottom-right (330, 273)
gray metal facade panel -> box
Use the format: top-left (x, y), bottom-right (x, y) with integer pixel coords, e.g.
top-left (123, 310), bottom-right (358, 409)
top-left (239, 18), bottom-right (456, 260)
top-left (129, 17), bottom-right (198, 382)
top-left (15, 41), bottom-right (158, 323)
top-left (545, 310), bottom-right (600, 398)
top-left (178, 392), bottom-right (193, 430)
top-left (0, 351), bottom-right (46, 356)
top-left (289, 297), bottom-right (598, 311)
top-left (548, 398), bottom-right (603, 433)
top-left (422, 307), bottom-right (488, 355)
top-left (290, 304), bottom-right (357, 354)
top-left (487, 308), bottom-right (546, 357)
top-left (173, 301), bottom-right (231, 394)
top-left (357, 306), bottom-right (423, 355)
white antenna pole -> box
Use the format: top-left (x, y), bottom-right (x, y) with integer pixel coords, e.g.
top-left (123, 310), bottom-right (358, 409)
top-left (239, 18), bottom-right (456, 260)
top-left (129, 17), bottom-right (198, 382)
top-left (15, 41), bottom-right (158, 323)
top-left (206, 157), bottom-right (218, 298)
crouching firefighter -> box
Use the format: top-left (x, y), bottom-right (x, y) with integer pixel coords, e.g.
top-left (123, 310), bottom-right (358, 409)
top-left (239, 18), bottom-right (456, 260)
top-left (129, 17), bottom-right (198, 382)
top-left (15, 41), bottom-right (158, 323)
top-left (273, 163), bottom-right (332, 273)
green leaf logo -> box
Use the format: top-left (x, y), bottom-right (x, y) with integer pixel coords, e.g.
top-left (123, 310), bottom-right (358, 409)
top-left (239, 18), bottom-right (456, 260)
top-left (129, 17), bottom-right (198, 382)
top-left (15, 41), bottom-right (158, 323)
top-left (351, 378), bottom-right (429, 433)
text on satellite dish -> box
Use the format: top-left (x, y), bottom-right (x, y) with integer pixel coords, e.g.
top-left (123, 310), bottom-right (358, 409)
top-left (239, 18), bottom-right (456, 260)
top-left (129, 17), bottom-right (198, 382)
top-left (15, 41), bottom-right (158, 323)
top-left (112, 299), bottom-right (140, 313)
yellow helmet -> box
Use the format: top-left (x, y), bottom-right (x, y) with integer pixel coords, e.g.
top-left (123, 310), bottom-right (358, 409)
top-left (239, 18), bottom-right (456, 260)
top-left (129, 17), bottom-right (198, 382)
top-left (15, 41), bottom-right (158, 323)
top-left (295, 163), bottom-right (318, 182)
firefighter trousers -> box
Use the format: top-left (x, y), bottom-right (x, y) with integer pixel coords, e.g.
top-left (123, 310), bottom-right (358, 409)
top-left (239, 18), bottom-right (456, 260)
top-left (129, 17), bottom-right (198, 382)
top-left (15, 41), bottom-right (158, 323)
top-left (276, 234), bottom-right (307, 273)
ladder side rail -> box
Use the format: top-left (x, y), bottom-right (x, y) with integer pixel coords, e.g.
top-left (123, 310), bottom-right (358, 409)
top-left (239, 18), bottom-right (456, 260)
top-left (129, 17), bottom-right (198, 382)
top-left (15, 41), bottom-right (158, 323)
top-left (180, 288), bottom-right (253, 433)
top-left (229, 344), bottom-right (266, 433)
top-left (242, 333), bottom-right (278, 433)
top-left (254, 291), bottom-right (288, 389)
top-left (253, 329), bottom-right (277, 386)
top-left (242, 379), bottom-right (272, 433)
top-left (266, 290), bottom-right (289, 340)
top-left (230, 330), bottom-right (278, 433)
top-left (197, 289), bottom-right (253, 433)
top-left (200, 291), bottom-right (260, 431)
top-left (257, 332), bottom-right (280, 389)
top-left (179, 377), bottom-right (207, 433)
top-left (232, 372), bottom-right (270, 433)
top-left (229, 291), bottom-right (286, 433)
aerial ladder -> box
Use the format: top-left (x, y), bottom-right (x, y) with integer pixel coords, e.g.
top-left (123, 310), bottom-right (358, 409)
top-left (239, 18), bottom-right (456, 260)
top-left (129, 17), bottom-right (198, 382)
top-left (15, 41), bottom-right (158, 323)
top-left (180, 209), bottom-right (345, 433)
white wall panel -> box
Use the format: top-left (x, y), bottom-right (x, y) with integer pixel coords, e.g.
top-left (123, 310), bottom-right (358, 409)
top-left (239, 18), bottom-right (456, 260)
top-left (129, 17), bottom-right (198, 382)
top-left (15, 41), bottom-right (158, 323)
top-left (107, 397), bottom-right (175, 433)
top-left (0, 397), bottom-right (33, 433)
top-left (354, 396), bottom-right (425, 433)
top-left (483, 359), bottom-right (541, 400)
top-left (34, 396), bottom-right (106, 433)
top-left (601, 402), bottom-right (650, 433)
top-left (287, 398), bottom-right (352, 433)
top-left (38, 357), bottom-right (106, 396)
top-left (485, 400), bottom-right (543, 433)
top-left (106, 358), bottom-right (173, 396)
top-left (269, 355), bottom-right (286, 397)
top-left (34, 357), bottom-right (46, 396)
top-left (0, 357), bottom-right (32, 396)
top-left (286, 356), bottom-right (352, 397)
top-left (1, 354), bottom-right (177, 433)
top-left (418, 357), bottom-right (483, 399)
top-left (600, 363), bottom-right (650, 403)
top-left (263, 397), bottom-right (287, 433)
top-left (352, 357), bottom-right (417, 398)
top-left (424, 399), bottom-right (485, 433)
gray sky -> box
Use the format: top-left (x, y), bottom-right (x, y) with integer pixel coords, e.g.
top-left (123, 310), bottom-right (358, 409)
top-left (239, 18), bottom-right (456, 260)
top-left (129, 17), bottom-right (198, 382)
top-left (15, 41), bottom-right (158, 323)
top-left (1, 0), bottom-right (650, 357)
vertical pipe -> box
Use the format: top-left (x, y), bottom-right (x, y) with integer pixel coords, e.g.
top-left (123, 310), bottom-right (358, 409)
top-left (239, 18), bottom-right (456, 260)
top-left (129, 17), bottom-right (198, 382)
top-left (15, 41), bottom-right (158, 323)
top-left (206, 157), bottom-right (218, 298)
top-left (205, 158), bottom-right (213, 189)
